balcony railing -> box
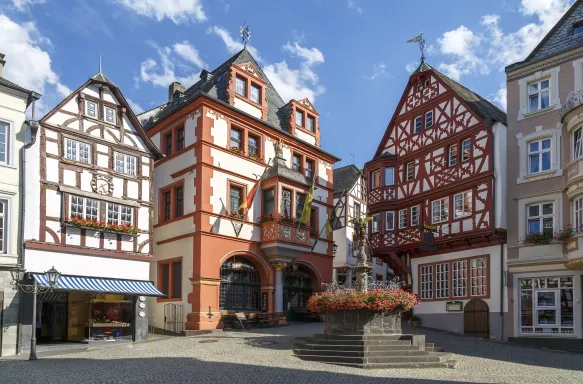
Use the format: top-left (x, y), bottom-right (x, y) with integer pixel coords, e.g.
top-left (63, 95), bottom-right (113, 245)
top-left (562, 89), bottom-right (583, 118)
top-left (260, 220), bottom-right (311, 247)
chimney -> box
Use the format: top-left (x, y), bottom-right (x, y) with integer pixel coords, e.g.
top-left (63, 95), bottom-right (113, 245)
top-left (168, 81), bottom-right (185, 103)
top-left (0, 53), bottom-right (5, 77)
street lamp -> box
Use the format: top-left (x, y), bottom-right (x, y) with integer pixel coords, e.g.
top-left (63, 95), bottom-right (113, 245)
top-left (10, 265), bottom-right (61, 361)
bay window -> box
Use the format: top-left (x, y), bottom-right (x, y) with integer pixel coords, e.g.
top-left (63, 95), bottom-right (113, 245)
top-left (263, 189), bottom-right (274, 216)
top-left (295, 193), bottom-right (306, 220)
top-left (65, 139), bottom-right (90, 164)
top-left (385, 211), bottom-right (394, 231)
top-left (305, 159), bottom-right (314, 180)
top-left (411, 206), bottom-right (420, 226)
top-left (432, 198), bottom-right (448, 223)
top-left (528, 138), bottom-right (551, 174)
top-left (574, 128), bottom-right (582, 160)
top-left (384, 167), bottom-right (394, 186)
top-left (371, 170), bottom-right (381, 189)
top-left (454, 191), bottom-right (472, 218)
top-left (575, 197), bottom-right (583, 232)
top-left (527, 202), bottom-right (554, 235)
top-left (115, 152), bottom-right (136, 175)
top-left (292, 154), bottom-right (301, 172)
top-left (70, 195), bottom-right (99, 221)
top-left (528, 79), bottom-right (550, 112)
top-left (281, 189), bottom-right (292, 218)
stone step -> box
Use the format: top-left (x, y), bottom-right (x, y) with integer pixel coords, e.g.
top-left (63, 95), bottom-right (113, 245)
top-left (293, 343), bottom-right (423, 352)
top-left (307, 338), bottom-right (412, 346)
top-left (295, 354), bottom-right (453, 366)
top-left (314, 334), bottom-right (407, 341)
top-left (366, 353), bottom-right (451, 364)
top-left (426, 347), bottom-right (446, 352)
top-left (293, 348), bottom-right (431, 358)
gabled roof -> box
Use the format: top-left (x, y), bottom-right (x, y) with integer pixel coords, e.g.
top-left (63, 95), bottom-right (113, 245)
top-left (0, 76), bottom-right (41, 106)
top-left (333, 164), bottom-right (362, 194)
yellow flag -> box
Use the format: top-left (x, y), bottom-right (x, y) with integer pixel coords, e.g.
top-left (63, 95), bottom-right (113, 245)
top-left (300, 182), bottom-right (315, 224)
top-left (363, 216), bottom-right (373, 224)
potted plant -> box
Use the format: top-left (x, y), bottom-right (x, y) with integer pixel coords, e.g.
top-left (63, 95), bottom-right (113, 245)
top-left (410, 315), bottom-right (421, 327)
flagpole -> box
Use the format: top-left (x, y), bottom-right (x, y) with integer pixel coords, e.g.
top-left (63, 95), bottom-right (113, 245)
top-left (310, 188), bottom-right (348, 252)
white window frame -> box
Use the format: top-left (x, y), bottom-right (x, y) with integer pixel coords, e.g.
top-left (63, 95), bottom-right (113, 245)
top-left (0, 120), bottom-right (10, 166)
top-left (85, 100), bottom-right (97, 118)
top-left (454, 190), bottom-right (472, 219)
top-left (516, 127), bottom-right (563, 184)
top-left (385, 211), bottom-right (394, 231)
top-left (528, 138), bottom-right (552, 175)
top-left (235, 76), bottom-right (247, 97)
top-left (115, 152), bottom-right (136, 175)
top-left (406, 161), bottom-right (415, 181)
top-left (413, 116), bottom-right (422, 134)
top-left (64, 139), bottom-right (91, 164)
top-left (384, 167), bottom-right (394, 186)
top-left (575, 197), bottom-right (583, 232)
top-left (517, 66), bottom-right (561, 120)
top-left (528, 79), bottom-right (551, 113)
top-left (104, 106), bottom-right (116, 124)
top-left (371, 213), bottom-right (380, 233)
top-left (0, 199), bottom-right (7, 254)
top-left (411, 206), bottom-right (420, 226)
top-left (461, 138), bottom-right (471, 162)
top-left (432, 198), bottom-right (448, 224)
top-left (250, 83), bottom-right (261, 104)
top-left (527, 202), bottom-right (554, 236)
top-left (107, 203), bottom-right (133, 226)
top-left (425, 111), bottom-right (433, 129)
top-left (435, 263), bottom-right (449, 298)
top-left (398, 209), bottom-right (407, 229)
top-left (448, 144), bottom-right (457, 167)
top-left (574, 127), bottom-right (582, 160)
top-left (452, 260), bottom-right (467, 298)
top-left (420, 265), bottom-right (433, 299)
top-left (470, 257), bottom-right (488, 297)
top-left (69, 195), bottom-right (99, 221)
top-left (295, 110), bottom-right (304, 127)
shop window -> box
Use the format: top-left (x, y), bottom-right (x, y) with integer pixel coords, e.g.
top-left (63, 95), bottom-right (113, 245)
top-left (436, 263), bottom-right (449, 298)
top-left (159, 259), bottom-right (182, 299)
top-left (220, 257), bottom-right (260, 310)
top-left (461, 138), bottom-right (471, 162)
top-left (384, 167), bottom-right (394, 186)
top-left (448, 144), bottom-right (457, 167)
top-left (432, 197), bottom-right (449, 224)
top-left (263, 189), bottom-right (275, 216)
top-left (85, 100), bottom-right (97, 118)
top-left (69, 195), bottom-right (99, 221)
top-left (236, 76), bottom-right (247, 97)
top-left (411, 206), bottom-right (420, 226)
top-left (250, 83), bottom-right (261, 104)
top-left (177, 127), bottom-right (185, 151)
top-left (104, 106), bottom-right (116, 124)
top-left (115, 152), bottom-right (136, 175)
top-left (107, 203), bottom-right (133, 226)
top-left (371, 170), bottom-right (381, 189)
top-left (420, 265), bottom-right (433, 299)
top-left (65, 139), bottom-right (90, 164)
top-left (528, 138), bottom-right (551, 174)
top-left (307, 115), bottom-right (315, 132)
top-left (527, 202), bottom-right (554, 236)
top-left (454, 190), bottom-right (472, 218)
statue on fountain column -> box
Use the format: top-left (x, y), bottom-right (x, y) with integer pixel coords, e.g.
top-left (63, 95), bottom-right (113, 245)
top-left (351, 216), bottom-right (373, 292)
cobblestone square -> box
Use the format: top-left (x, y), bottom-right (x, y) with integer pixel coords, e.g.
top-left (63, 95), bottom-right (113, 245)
top-left (1, 323), bottom-right (582, 384)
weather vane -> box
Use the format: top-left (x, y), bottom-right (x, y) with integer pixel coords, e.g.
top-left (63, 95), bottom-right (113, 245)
top-left (240, 22), bottom-right (251, 48)
top-left (407, 32), bottom-right (426, 62)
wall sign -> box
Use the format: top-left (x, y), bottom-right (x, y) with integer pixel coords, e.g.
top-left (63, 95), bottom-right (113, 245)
top-left (446, 301), bottom-right (463, 312)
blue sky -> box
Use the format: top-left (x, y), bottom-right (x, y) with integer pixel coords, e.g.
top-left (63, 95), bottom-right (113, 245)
top-left (0, 0), bottom-right (574, 167)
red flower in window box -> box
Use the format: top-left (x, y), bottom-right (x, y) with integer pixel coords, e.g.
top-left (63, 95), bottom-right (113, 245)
top-left (257, 214), bottom-right (275, 223)
top-left (248, 153), bottom-right (263, 162)
top-left (229, 147), bottom-right (245, 156)
top-left (229, 211), bottom-right (245, 220)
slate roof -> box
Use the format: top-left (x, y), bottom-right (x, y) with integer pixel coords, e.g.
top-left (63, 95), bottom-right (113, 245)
top-left (0, 76), bottom-right (41, 106)
top-left (333, 164), bottom-right (362, 194)
top-left (263, 154), bottom-right (309, 186)
top-left (414, 62), bottom-right (507, 125)
top-left (140, 48), bottom-right (340, 161)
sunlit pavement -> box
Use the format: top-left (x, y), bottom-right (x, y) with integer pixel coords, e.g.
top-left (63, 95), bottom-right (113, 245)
top-left (1, 323), bottom-right (582, 383)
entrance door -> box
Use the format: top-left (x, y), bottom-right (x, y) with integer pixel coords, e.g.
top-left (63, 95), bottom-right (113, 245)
top-left (464, 299), bottom-right (489, 339)
top-left (164, 303), bottom-right (183, 333)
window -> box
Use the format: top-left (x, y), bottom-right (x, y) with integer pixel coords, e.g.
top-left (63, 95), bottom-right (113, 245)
top-left (220, 256), bottom-right (260, 310)
top-left (295, 193), bottom-right (306, 219)
top-left (159, 259), bottom-right (182, 300)
top-left (0, 122), bottom-right (8, 165)
top-left (528, 138), bottom-right (551, 174)
top-left (354, 203), bottom-right (361, 220)
top-left (229, 185), bottom-right (243, 214)
top-left (248, 135), bottom-right (259, 156)
top-left (528, 79), bottom-right (550, 112)
top-left (519, 276), bottom-right (573, 335)
top-left (452, 260), bottom-right (467, 297)
top-left (236, 76), bottom-right (247, 97)
top-left (448, 144), bottom-right (457, 167)
top-left (575, 197), bottom-right (583, 232)
top-left (454, 191), bottom-right (472, 218)
top-left (385, 211), bottom-right (394, 231)
top-left (295, 110), bottom-right (304, 127)
top-left (177, 127), bottom-right (185, 151)
top-left (0, 200), bottom-right (6, 253)
top-left (104, 106), bottom-right (116, 124)
top-left (309, 206), bottom-right (318, 231)
top-left (371, 213), bottom-right (380, 233)
top-left (263, 189), bottom-right (275, 216)
top-left (160, 184), bottom-right (184, 223)
top-left (574, 128), bottom-right (583, 160)
top-left (432, 198), bottom-right (448, 223)
top-left (85, 100), bottom-right (97, 118)
top-left (406, 162), bottom-right (415, 181)
top-left (470, 257), bottom-right (487, 296)
top-left (371, 170), bottom-right (381, 189)
top-left (230, 128), bottom-right (242, 150)
top-left (461, 138), bottom-right (471, 162)
top-left (65, 139), bottom-right (90, 164)
top-left (165, 132), bottom-right (173, 155)
top-left (164, 191), bottom-right (171, 221)
top-left (69, 195), bottom-right (99, 221)
top-left (399, 209), bottom-right (407, 229)
top-left (281, 189), bottom-right (292, 218)
top-left (175, 187), bottom-right (183, 218)
top-left (527, 203), bottom-right (554, 235)
top-left (307, 116), bottom-right (315, 132)
top-left (436, 263), bottom-right (449, 298)
top-left (107, 203), bottom-right (133, 226)
top-left (414, 116), bottom-right (422, 134)
top-left (250, 83), bottom-right (261, 104)
top-left (411, 206), bottom-right (420, 226)
top-left (292, 154), bottom-right (301, 172)
top-left (305, 159), bottom-right (314, 180)
top-left (425, 111), bottom-right (433, 129)
top-left (575, 22), bottom-right (583, 35)
top-left (384, 167), bottom-right (394, 186)
top-left (420, 265), bottom-right (433, 299)
top-left (115, 153), bottom-right (136, 175)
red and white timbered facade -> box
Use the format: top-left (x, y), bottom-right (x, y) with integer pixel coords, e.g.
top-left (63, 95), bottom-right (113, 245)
top-left (364, 63), bottom-right (508, 340)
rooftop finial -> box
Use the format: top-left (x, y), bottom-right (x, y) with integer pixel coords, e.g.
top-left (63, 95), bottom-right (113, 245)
top-left (407, 32), bottom-right (426, 63)
top-left (98, 54), bottom-right (102, 74)
top-left (240, 22), bottom-right (251, 48)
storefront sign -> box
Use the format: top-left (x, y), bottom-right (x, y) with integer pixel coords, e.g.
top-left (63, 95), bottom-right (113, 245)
top-left (446, 301), bottom-right (463, 312)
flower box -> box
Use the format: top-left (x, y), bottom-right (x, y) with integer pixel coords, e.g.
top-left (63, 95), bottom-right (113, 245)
top-left (521, 231), bottom-right (553, 245)
top-left (248, 153), bottom-right (263, 162)
top-left (257, 214), bottom-right (275, 224)
top-left (64, 217), bottom-right (139, 237)
top-left (229, 147), bottom-right (245, 156)
top-left (555, 225), bottom-right (574, 243)
top-left (229, 212), bottom-right (245, 221)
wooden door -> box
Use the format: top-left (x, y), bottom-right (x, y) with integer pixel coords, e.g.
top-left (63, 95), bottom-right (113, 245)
top-left (464, 299), bottom-right (489, 339)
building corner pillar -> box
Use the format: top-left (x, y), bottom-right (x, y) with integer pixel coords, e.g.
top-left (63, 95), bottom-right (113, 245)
top-left (272, 262), bottom-right (287, 314)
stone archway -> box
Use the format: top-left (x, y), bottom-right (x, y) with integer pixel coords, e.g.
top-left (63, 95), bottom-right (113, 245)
top-left (219, 256), bottom-right (261, 311)
top-left (464, 299), bottom-right (489, 339)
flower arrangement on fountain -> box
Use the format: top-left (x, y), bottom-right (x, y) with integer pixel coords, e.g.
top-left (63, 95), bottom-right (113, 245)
top-left (307, 288), bottom-right (420, 314)
top-left (64, 217), bottom-right (138, 235)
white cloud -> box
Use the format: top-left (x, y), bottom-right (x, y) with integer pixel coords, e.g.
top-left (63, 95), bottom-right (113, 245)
top-left (363, 63), bottom-right (390, 80)
top-left (405, 60), bottom-right (419, 73)
top-left (138, 42), bottom-right (203, 88)
top-left (0, 14), bottom-right (70, 115)
top-left (492, 87), bottom-right (507, 111)
top-left (436, 25), bottom-right (488, 80)
top-left (207, 26), bottom-right (262, 62)
top-left (126, 98), bottom-right (145, 114)
top-left (11, 0), bottom-right (45, 10)
top-left (264, 61), bottom-right (324, 103)
top-left (283, 42), bottom-right (324, 66)
top-left (113, 0), bottom-right (206, 24)
top-left (347, 0), bottom-right (363, 14)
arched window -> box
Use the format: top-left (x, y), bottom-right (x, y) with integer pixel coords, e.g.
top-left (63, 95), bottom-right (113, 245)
top-left (219, 257), bottom-right (260, 310)
top-left (574, 128), bottom-right (582, 160)
top-left (284, 265), bottom-right (313, 310)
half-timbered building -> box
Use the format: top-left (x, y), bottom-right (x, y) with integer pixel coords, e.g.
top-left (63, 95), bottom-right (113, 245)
top-left (141, 48), bottom-right (339, 331)
top-left (21, 68), bottom-right (162, 347)
top-left (364, 62), bottom-right (508, 340)
top-left (332, 164), bottom-right (391, 283)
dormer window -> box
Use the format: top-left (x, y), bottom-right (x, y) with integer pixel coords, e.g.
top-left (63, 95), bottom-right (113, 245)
top-left (295, 110), bottom-right (304, 127)
top-left (307, 116), bottom-right (315, 132)
top-left (236, 76), bottom-right (247, 97)
top-left (105, 106), bottom-right (116, 124)
top-left (250, 83), bottom-right (261, 104)
top-left (574, 21), bottom-right (583, 35)
top-left (292, 154), bottom-right (301, 172)
top-left (86, 100), bottom-right (97, 118)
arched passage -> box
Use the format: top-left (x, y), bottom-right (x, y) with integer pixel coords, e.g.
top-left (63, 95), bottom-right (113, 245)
top-left (464, 299), bottom-right (489, 339)
top-left (219, 256), bottom-right (261, 311)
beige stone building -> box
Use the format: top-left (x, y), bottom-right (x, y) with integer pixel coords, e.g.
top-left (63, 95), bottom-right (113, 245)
top-left (505, 0), bottom-right (583, 350)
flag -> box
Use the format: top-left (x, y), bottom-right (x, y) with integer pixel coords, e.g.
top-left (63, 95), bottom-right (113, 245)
top-left (299, 177), bottom-right (315, 224)
top-left (239, 159), bottom-right (271, 214)
top-left (324, 191), bottom-right (346, 235)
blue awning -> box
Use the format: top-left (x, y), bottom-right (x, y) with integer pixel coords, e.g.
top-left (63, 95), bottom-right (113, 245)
top-left (32, 274), bottom-right (165, 297)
